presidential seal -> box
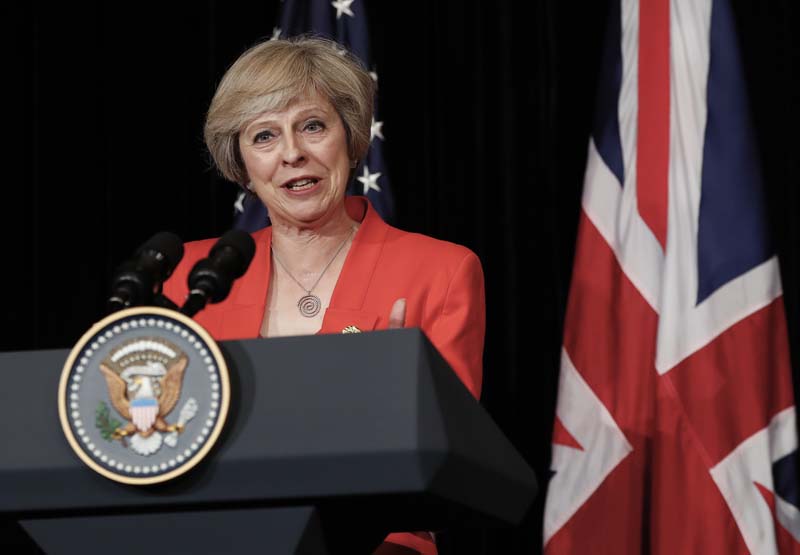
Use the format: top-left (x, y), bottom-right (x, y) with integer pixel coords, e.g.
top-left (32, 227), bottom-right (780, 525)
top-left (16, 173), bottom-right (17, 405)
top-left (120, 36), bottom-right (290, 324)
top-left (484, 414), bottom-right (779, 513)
top-left (58, 306), bottom-right (230, 485)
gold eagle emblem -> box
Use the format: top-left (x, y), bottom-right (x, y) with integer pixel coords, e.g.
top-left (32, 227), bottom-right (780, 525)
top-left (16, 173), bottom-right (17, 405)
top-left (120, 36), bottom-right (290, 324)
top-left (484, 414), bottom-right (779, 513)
top-left (98, 337), bottom-right (196, 456)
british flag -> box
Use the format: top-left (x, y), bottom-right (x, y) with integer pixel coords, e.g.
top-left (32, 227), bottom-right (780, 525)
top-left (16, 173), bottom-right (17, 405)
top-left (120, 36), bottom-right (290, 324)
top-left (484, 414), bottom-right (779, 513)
top-left (543, 0), bottom-right (800, 553)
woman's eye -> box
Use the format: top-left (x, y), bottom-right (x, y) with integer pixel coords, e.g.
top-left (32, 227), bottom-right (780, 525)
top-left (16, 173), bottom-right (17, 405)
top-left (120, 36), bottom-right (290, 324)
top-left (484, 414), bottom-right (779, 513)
top-left (304, 120), bottom-right (325, 133)
top-left (253, 130), bottom-right (274, 143)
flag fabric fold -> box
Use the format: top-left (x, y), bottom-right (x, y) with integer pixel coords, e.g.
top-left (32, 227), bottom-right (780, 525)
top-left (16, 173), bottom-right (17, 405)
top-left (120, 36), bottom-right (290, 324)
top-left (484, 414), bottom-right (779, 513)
top-left (543, 0), bottom-right (800, 553)
top-left (232, 0), bottom-right (394, 232)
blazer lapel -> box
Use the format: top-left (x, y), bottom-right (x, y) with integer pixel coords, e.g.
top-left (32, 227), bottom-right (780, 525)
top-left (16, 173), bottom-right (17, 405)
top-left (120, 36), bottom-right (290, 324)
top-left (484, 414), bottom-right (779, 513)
top-left (320, 197), bottom-right (387, 333)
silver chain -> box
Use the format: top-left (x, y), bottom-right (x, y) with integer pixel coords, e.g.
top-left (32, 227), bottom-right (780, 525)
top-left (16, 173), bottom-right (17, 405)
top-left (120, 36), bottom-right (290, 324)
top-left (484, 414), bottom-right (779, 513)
top-left (271, 227), bottom-right (356, 295)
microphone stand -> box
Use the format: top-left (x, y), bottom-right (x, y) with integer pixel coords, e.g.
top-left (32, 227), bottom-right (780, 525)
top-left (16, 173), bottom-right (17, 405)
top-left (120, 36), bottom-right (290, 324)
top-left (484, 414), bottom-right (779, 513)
top-left (153, 293), bottom-right (179, 311)
top-left (179, 290), bottom-right (208, 318)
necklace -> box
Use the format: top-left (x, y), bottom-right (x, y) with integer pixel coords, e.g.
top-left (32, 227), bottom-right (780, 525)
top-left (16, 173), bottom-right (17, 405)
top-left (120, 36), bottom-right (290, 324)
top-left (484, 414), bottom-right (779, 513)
top-left (271, 227), bottom-right (356, 318)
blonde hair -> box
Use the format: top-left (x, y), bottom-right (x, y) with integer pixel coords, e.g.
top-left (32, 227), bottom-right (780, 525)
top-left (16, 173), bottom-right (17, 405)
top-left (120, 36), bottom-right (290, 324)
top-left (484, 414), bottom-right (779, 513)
top-left (204, 36), bottom-right (376, 185)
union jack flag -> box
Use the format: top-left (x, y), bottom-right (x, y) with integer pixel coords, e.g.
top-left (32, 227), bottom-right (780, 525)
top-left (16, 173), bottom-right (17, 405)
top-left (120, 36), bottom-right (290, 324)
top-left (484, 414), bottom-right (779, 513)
top-left (543, 0), bottom-right (800, 553)
top-left (233, 0), bottom-right (394, 232)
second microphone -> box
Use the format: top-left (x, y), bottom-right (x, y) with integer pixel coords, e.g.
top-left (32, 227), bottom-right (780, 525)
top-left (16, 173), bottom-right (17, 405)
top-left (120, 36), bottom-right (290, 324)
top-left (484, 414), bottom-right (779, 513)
top-left (180, 230), bottom-right (256, 318)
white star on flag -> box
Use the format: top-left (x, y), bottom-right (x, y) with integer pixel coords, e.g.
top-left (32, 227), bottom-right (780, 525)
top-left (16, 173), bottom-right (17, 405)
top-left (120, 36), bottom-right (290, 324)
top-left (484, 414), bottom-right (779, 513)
top-left (370, 118), bottom-right (384, 141)
top-left (331, 0), bottom-right (355, 19)
top-left (357, 166), bottom-right (382, 195)
top-left (234, 191), bottom-right (246, 214)
top-left (270, 27), bottom-right (282, 40)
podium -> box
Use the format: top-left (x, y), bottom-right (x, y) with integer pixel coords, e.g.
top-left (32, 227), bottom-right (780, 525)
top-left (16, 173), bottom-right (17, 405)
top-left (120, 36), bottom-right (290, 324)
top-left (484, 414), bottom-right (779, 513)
top-left (0, 328), bottom-right (537, 554)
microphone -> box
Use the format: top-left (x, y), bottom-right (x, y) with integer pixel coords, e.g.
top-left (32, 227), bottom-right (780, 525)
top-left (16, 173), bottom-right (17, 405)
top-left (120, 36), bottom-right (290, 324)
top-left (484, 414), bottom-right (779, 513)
top-left (180, 229), bottom-right (256, 317)
top-left (107, 231), bottom-right (184, 313)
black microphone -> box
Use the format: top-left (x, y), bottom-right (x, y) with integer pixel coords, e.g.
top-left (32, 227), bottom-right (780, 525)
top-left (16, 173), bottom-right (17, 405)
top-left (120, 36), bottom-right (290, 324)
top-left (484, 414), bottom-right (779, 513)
top-left (107, 231), bottom-right (184, 313)
top-left (180, 229), bottom-right (256, 317)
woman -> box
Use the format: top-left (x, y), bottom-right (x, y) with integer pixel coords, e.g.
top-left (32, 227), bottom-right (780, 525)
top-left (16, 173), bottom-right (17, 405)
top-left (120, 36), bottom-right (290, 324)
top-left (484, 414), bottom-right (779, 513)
top-left (163, 36), bottom-right (485, 555)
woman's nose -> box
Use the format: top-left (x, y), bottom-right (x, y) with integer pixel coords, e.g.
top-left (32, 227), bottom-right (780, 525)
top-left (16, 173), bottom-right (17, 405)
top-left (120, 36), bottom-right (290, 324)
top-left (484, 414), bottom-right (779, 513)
top-left (282, 135), bottom-right (306, 166)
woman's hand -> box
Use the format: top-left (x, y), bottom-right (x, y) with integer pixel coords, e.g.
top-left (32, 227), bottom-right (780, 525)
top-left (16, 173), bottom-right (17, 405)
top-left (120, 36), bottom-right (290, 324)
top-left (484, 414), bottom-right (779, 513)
top-left (388, 298), bottom-right (406, 329)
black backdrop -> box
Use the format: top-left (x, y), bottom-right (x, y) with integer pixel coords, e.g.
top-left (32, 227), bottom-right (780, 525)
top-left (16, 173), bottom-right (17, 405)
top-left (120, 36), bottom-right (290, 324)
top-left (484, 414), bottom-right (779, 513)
top-left (3, 1), bottom-right (799, 553)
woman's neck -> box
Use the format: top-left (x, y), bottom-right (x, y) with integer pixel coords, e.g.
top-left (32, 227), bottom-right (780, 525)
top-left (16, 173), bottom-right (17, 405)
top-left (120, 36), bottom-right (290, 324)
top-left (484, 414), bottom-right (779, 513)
top-left (269, 208), bottom-right (358, 273)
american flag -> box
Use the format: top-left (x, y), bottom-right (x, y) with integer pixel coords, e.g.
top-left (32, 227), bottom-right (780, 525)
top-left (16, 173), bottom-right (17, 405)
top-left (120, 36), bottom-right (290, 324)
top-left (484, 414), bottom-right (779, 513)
top-left (232, 0), bottom-right (394, 232)
top-left (543, 0), bottom-right (800, 553)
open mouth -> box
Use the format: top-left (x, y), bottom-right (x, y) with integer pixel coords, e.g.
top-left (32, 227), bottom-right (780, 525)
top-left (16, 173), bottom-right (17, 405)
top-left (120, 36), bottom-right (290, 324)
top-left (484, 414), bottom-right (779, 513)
top-left (282, 177), bottom-right (320, 191)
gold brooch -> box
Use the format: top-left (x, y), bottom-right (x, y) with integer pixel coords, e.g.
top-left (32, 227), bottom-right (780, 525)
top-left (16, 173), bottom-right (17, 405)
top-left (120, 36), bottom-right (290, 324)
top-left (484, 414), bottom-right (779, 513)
top-left (341, 325), bottom-right (361, 334)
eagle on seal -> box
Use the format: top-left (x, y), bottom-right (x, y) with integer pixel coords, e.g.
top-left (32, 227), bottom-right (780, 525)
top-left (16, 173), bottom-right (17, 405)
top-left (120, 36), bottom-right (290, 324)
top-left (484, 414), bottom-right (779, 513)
top-left (99, 355), bottom-right (189, 441)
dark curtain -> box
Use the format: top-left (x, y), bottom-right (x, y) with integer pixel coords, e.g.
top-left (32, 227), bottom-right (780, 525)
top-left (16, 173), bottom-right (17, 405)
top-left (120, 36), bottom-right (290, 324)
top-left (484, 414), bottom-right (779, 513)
top-left (2, 1), bottom-right (798, 554)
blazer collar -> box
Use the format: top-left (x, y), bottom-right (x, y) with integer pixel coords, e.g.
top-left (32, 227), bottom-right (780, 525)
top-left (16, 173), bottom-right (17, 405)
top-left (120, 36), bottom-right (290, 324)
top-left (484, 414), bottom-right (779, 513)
top-left (328, 196), bottom-right (389, 311)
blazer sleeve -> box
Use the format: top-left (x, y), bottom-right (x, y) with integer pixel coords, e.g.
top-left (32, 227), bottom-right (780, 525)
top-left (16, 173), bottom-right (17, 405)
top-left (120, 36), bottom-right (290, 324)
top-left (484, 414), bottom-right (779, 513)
top-left (427, 250), bottom-right (486, 399)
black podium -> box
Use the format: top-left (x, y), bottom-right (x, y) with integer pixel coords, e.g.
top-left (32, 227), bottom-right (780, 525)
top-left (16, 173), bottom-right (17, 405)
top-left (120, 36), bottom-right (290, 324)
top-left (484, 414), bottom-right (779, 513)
top-left (0, 328), bottom-right (537, 554)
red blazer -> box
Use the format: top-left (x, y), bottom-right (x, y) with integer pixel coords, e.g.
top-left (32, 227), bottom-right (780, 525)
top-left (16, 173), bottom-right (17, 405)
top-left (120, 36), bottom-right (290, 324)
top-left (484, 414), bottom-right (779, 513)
top-left (162, 196), bottom-right (485, 553)
top-left (163, 196), bottom-right (485, 398)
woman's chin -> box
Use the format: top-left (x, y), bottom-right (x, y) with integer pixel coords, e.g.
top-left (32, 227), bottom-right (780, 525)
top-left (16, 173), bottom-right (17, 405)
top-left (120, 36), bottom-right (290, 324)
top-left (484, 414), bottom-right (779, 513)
top-left (266, 188), bottom-right (346, 228)
top-left (279, 203), bottom-right (339, 228)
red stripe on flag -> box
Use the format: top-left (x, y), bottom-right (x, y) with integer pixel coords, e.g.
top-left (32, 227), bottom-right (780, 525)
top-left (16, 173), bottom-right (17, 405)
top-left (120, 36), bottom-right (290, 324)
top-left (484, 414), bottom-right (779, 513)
top-left (545, 448), bottom-right (648, 553)
top-left (552, 416), bottom-right (584, 450)
top-left (563, 212), bottom-right (657, 437)
top-left (754, 483), bottom-right (800, 554)
top-left (637, 0), bottom-right (670, 249)
top-left (665, 299), bottom-right (795, 465)
top-left (647, 377), bottom-right (751, 555)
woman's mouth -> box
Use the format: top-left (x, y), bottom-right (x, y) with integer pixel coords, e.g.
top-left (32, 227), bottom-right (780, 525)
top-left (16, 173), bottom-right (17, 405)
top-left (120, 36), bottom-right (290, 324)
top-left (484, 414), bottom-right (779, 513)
top-left (283, 177), bottom-right (320, 191)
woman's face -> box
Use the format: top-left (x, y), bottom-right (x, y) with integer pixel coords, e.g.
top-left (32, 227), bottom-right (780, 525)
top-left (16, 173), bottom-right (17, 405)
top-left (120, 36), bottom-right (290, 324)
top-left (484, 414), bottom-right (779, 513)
top-left (238, 92), bottom-right (352, 229)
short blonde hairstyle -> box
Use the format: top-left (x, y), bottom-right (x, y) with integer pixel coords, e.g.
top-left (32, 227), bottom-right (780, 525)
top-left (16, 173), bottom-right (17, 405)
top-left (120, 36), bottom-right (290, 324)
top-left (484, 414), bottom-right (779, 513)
top-left (205, 36), bottom-right (376, 185)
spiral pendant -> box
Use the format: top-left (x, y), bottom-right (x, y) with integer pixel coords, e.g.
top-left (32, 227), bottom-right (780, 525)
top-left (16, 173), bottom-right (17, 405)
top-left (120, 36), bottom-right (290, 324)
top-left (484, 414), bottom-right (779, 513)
top-left (298, 294), bottom-right (322, 317)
